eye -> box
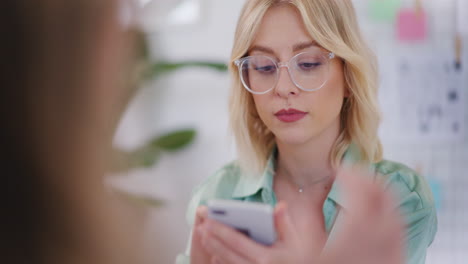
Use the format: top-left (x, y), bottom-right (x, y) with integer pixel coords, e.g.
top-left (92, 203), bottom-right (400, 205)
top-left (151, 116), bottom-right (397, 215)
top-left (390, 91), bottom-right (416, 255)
top-left (254, 65), bottom-right (276, 74)
top-left (298, 62), bottom-right (321, 71)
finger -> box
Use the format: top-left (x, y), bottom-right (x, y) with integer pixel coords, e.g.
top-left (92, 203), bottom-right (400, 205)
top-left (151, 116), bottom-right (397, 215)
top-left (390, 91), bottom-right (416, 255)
top-left (190, 223), bottom-right (212, 264)
top-left (204, 218), bottom-right (266, 262)
top-left (274, 201), bottom-right (296, 241)
top-left (336, 165), bottom-right (372, 192)
top-left (337, 166), bottom-right (386, 215)
top-left (211, 256), bottom-right (224, 264)
top-left (195, 206), bottom-right (208, 226)
top-left (201, 231), bottom-right (250, 264)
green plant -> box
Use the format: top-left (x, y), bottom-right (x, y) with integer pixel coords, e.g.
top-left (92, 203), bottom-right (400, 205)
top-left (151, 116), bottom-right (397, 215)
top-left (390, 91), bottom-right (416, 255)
top-left (112, 129), bottom-right (197, 172)
top-left (110, 30), bottom-right (227, 206)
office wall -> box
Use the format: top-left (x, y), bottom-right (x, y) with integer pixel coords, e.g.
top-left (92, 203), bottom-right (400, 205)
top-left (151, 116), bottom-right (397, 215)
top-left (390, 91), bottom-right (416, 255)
top-left (113, 0), bottom-right (468, 263)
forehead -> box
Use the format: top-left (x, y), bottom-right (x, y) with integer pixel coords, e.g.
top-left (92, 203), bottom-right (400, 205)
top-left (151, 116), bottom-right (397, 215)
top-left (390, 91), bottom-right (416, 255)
top-left (250, 4), bottom-right (315, 54)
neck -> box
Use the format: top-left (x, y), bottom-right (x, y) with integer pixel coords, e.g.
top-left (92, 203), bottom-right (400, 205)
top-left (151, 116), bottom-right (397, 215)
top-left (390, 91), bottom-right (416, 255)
top-left (275, 120), bottom-right (340, 186)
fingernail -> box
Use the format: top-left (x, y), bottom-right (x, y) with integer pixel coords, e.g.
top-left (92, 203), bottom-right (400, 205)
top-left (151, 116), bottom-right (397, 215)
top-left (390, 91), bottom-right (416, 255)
top-left (196, 206), bottom-right (204, 215)
top-left (276, 202), bottom-right (287, 215)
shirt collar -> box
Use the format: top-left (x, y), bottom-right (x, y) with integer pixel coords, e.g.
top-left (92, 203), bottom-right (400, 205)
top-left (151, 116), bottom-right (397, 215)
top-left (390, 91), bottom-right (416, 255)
top-left (232, 149), bottom-right (276, 199)
top-left (231, 143), bottom-right (369, 209)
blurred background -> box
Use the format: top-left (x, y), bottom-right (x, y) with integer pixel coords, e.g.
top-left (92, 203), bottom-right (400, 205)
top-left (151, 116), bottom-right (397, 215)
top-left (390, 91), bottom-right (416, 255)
top-left (111, 0), bottom-right (468, 263)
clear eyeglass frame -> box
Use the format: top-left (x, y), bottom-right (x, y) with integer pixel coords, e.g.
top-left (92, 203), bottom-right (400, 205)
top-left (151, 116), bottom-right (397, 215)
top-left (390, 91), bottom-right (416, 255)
top-left (234, 51), bottom-right (335, 95)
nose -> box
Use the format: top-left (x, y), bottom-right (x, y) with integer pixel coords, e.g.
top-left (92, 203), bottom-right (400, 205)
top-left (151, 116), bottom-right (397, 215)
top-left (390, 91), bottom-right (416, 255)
top-left (274, 65), bottom-right (300, 98)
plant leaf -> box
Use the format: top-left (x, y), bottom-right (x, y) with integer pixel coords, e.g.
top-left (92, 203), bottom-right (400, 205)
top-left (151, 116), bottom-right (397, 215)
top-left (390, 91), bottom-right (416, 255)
top-left (152, 129), bottom-right (196, 151)
top-left (130, 147), bottom-right (161, 168)
top-left (144, 61), bottom-right (227, 80)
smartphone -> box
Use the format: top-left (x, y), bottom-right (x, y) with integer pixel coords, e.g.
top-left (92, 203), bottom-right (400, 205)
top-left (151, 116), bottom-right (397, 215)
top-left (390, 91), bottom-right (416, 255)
top-left (207, 199), bottom-right (277, 246)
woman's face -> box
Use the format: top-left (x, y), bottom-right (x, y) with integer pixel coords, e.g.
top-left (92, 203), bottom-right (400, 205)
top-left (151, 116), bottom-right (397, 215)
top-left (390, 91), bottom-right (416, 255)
top-left (249, 5), bottom-right (346, 146)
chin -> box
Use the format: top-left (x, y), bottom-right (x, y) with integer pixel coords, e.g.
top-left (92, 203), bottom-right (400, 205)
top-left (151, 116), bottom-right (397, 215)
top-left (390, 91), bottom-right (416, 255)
top-left (273, 129), bottom-right (315, 146)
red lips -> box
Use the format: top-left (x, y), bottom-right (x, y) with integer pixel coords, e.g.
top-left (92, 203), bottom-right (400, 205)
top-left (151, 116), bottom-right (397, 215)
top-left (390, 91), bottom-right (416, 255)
top-left (274, 108), bottom-right (307, 123)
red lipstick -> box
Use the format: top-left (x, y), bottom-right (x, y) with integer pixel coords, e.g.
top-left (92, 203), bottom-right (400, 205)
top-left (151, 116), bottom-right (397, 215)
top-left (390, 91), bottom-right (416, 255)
top-left (274, 108), bottom-right (307, 123)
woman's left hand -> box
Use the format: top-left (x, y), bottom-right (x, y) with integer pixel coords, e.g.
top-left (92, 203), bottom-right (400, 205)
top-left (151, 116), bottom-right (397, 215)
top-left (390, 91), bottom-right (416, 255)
top-left (196, 201), bottom-right (314, 264)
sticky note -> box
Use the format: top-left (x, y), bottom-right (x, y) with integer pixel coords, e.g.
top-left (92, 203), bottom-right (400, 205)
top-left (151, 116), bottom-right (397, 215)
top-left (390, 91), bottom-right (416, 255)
top-left (396, 8), bottom-right (428, 42)
top-left (369, 0), bottom-right (402, 22)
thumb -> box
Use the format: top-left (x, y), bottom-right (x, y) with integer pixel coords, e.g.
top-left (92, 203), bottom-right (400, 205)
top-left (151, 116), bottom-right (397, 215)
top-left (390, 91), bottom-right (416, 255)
top-left (274, 202), bottom-right (296, 241)
top-left (194, 206), bottom-right (208, 226)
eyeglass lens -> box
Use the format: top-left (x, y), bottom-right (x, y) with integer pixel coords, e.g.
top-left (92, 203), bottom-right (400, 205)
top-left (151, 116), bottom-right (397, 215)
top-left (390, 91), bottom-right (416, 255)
top-left (239, 52), bottom-right (330, 93)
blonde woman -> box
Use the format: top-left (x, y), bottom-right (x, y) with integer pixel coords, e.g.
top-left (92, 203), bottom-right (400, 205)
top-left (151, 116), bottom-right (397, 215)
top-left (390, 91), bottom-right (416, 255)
top-left (177, 1), bottom-right (436, 263)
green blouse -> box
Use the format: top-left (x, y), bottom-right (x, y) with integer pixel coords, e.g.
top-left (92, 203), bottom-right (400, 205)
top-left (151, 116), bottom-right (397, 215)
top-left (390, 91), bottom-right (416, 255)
top-left (176, 145), bottom-right (437, 264)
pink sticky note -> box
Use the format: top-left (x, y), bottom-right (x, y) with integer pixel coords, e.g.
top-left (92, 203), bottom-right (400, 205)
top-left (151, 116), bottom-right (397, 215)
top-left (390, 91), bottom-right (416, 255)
top-left (396, 8), bottom-right (427, 42)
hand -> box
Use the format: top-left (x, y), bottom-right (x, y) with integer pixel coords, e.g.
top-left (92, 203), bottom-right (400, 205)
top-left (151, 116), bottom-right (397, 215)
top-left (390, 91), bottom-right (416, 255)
top-left (190, 206), bottom-right (214, 264)
top-left (196, 202), bottom-right (315, 264)
top-left (320, 167), bottom-right (405, 264)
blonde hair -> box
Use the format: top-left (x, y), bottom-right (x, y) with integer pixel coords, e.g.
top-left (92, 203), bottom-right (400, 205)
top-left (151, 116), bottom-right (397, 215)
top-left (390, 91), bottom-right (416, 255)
top-left (229, 0), bottom-right (383, 174)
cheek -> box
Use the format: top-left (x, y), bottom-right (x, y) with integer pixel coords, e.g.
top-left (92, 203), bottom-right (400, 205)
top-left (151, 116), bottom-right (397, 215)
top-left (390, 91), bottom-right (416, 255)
top-left (252, 95), bottom-right (268, 116)
top-left (311, 72), bottom-right (345, 117)
top-left (252, 95), bottom-right (276, 130)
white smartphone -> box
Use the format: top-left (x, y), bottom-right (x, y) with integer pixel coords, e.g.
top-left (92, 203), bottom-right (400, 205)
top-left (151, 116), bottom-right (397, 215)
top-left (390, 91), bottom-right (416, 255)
top-left (207, 199), bottom-right (277, 246)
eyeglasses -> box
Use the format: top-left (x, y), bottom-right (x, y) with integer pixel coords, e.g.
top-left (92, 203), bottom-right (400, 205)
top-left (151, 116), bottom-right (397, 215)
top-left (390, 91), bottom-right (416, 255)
top-left (234, 51), bottom-right (335, 94)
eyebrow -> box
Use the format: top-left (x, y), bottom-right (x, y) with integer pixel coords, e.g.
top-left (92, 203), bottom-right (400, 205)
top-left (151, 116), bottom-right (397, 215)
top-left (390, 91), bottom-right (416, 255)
top-left (293, 41), bottom-right (318, 52)
top-left (249, 45), bottom-right (275, 55)
top-left (249, 41), bottom-right (318, 55)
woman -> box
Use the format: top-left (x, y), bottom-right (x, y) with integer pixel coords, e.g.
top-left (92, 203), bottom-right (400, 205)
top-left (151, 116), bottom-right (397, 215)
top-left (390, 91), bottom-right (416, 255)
top-left (177, 1), bottom-right (436, 264)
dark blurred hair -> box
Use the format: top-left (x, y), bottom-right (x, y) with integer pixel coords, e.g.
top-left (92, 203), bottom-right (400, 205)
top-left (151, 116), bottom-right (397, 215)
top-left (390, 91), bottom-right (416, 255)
top-left (1, 1), bottom-right (139, 263)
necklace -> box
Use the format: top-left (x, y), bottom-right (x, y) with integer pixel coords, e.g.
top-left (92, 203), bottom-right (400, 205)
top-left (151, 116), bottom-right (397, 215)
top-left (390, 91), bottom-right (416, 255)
top-left (287, 173), bottom-right (332, 193)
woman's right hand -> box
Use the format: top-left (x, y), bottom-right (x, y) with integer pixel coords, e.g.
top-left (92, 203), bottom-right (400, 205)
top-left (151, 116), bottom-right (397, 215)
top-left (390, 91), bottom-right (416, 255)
top-left (191, 201), bottom-right (317, 264)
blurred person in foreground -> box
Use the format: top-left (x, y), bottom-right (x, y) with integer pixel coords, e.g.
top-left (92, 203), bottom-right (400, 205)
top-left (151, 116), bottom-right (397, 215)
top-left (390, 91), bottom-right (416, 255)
top-left (1, 1), bottom-right (145, 264)
top-left (177, 1), bottom-right (437, 264)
